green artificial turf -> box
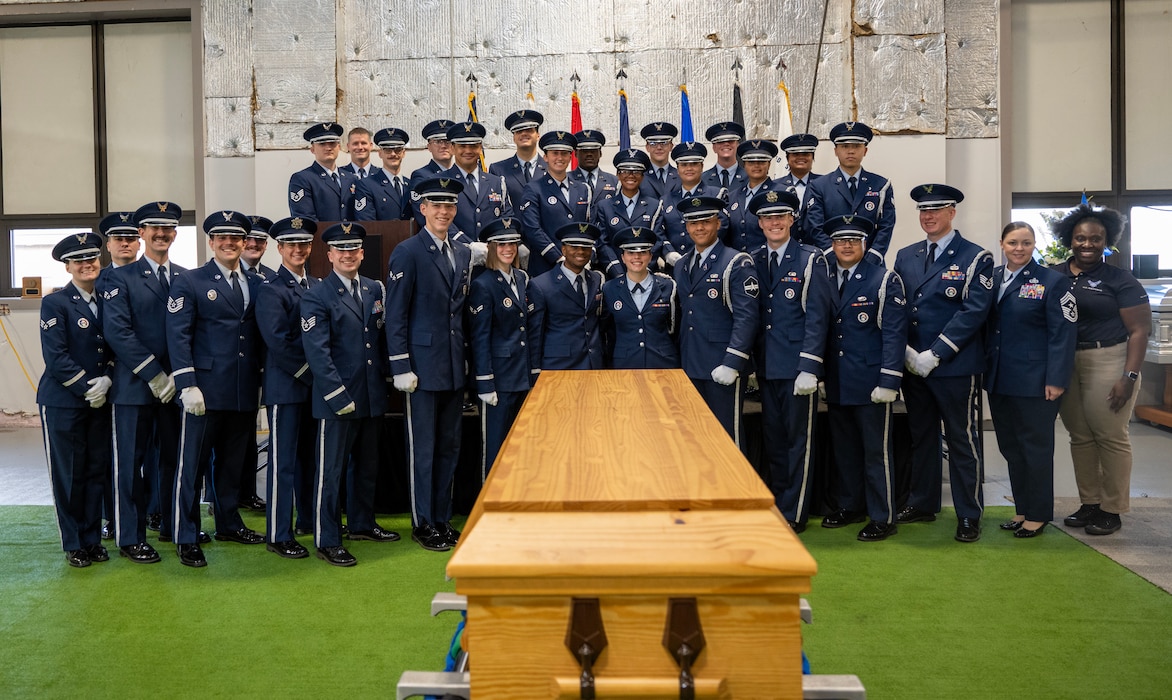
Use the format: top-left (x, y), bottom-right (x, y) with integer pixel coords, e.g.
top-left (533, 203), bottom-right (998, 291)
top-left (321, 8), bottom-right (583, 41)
top-left (2, 505), bottom-right (1171, 698)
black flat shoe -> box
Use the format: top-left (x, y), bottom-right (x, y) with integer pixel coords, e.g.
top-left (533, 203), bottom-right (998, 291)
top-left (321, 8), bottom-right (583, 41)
top-left (1064, 503), bottom-right (1100, 528)
top-left (146, 513), bottom-right (162, 531)
top-left (955, 517), bottom-right (981, 543)
top-left (241, 495), bottom-right (267, 512)
top-left (347, 525), bottom-right (401, 542)
top-left (822, 510), bottom-right (867, 529)
top-left (1014, 522), bottom-right (1047, 538)
top-left (177, 544), bottom-right (206, 568)
top-left (1085, 511), bottom-right (1121, 536)
top-left (787, 520), bottom-right (807, 534)
top-left (435, 522), bottom-right (461, 546)
top-left (267, 540), bottom-right (309, 559)
top-left (896, 507), bottom-right (937, 524)
top-left (213, 528), bottom-right (264, 545)
top-left (412, 524), bottom-right (451, 552)
top-left (316, 545), bottom-right (356, 567)
top-left (999, 520), bottom-right (1024, 531)
top-left (66, 549), bottom-right (92, 568)
top-left (120, 543), bottom-right (161, 564)
top-left (857, 521), bottom-right (897, 542)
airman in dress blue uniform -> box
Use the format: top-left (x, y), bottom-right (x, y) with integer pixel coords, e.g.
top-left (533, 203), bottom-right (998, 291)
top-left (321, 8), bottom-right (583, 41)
top-left (638, 122), bottom-right (681, 200)
top-left (99, 201), bottom-right (186, 562)
top-left (570, 129), bottom-right (619, 206)
top-left (288, 122), bottom-right (358, 222)
top-left (167, 211), bottom-right (266, 567)
top-left (351, 127), bottom-right (413, 221)
top-left (749, 190), bottom-right (832, 532)
top-left (527, 222), bottom-right (606, 370)
top-left (821, 216), bottom-right (908, 542)
top-left (725, 139), bottom-right (783, 252)
top-left (601, 226), bottom-right (680, 369)
top-left (408, 119), bottom-right (455, 187)
top-left (774, 134), bottom-right (822, 242)
top-left (701, 121), bottom-right (747, 192)
top-left (300, 222), bottom-right (399, 566)
top-left (256, 217), bottom-right (321, 559)
top-left (803, 122), bottom-right (895, 264)
top-left (661, 142), bottom-right (729, 265)
top-left (387, 178), bottom-right (472, 553)
top-left (519, 130), bottom-right (592, 277)
top-left (440, 121), bottom-right (513, 242)
top-left (892, 184), bottom-right (994, 543)
top-left (39, 233), bottom-right (113, 568)
top-left (673, 196), bottom-right (759, 447)
top-left (468, 219), bottom-right (533, 477)
top-left (489, 110), bottom-right (547, 209)
top-left (593, 149), bottom-right (664, 279)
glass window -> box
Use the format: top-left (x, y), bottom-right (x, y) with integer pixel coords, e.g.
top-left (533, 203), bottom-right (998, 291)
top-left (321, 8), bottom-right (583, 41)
top-left (11, 227), bottom-right (95, 293)
top-left (1130, 205), bottom-right (1172, 274)
top-left (1124, 0), bottom-right (1172, 190)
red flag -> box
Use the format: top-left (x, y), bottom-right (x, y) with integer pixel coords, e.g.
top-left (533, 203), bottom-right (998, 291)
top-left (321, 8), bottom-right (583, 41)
top-left (570, 89), bottom-right (583, 169)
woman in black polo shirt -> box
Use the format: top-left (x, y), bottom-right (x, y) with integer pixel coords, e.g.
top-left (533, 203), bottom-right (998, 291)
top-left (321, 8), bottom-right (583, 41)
top-left (1051, 205), bottom-right (1151, 536)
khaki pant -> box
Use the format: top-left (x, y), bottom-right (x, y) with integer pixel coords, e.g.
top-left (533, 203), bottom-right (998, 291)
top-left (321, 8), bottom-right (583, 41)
top-left (1058, 344), bottom-right (1140, 514)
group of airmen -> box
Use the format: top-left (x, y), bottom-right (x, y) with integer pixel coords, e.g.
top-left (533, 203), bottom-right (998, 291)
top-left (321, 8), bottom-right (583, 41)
top-left (38, 108), bottom-right (1024, 570)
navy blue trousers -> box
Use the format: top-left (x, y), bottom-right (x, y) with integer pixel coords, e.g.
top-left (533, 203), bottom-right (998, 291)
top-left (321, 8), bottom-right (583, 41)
top-left (989, 393), bottom-right (1059, 522)
top-left (174, 409), bottom-right (251, 545)
top-left (827, 401), bottom-right (895, 524)
top-left (481, 390), bottom-right (527, 480)
top-left (41, 404), bottom-right (109, 551)
top-left (313, 415), bottom-right (380, 548)
top-left (691, 376), bottom-right (745, 450)
top-left (265, 402), bottom-right (317, 543)
top-left (759, 378), bottom-right (817, 525)
top-left (111, 402), bottom-right (179, 547)
top-left (406, 389), bottom-right (463, 527)
top-left (902, 374), bottom-right (984, 520)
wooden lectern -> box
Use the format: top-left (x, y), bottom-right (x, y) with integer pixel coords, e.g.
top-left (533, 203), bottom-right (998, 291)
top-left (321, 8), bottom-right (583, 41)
top-left (306, 219), bottom-right (416, 284)
top-left (447, 369), bottom-right (817, 699)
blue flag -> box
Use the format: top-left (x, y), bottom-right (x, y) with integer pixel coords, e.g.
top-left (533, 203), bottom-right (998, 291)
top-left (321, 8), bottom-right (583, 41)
top-left (680, 85), bottom-right (694, 142)
top-left (618, 88), bottom-right (631, 151)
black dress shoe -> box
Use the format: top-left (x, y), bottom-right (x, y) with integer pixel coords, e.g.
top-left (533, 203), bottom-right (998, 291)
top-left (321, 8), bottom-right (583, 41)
top-left (822, 510), bottom-right (867, 529)
top-left (787, 520), bottom-right (807, 534)
top-left (146, 513), bottom-right (162, 531)
top-left (316, 545), bottom-right (356, 567)
top-left (176, 544), bottom-right (207, 568)
top-left (198, 531), bottom-right (212, 545)
top-left (955, 517), bottom-right (981, 543)
top-left (1085, 510), bottom-right (1121, 536)
top-left (101, 522), bottom-right (114, 540)
top-left (83, 544), bottom-right (110, 562)
top-left (294, 526), bottom-right (313, 537)
top-left (857, 521), bottom-right (897, 542)
top-left (1064, 503), bottom-right (1101, 528)
top-left (120, 542), bottom-right (161, 564)
top-left (65, 549), bottom-right (92, 568)
top-left (435, 522), bottom-right (461, 546)
top-left (895, 506), bottom-right (937, 524)
top-left (347, 525), bottom-right (401, 542)
top-left (214, 527), bottom-right (264, 544)
top-left (412, 524), bottom-right (452, 552)
top-left (267, 540), bottom-right (309, 559)
top-left (241, 495), bottom-right (267, 512)
top-left (999, 520), bottom-right (1025, 531)
top-left (1014, 522), bottom-right (1047, 539)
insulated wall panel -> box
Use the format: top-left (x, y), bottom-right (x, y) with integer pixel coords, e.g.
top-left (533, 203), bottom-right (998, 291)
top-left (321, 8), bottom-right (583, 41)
top-left (206, 97), bottom-right (256, 157)
top-left (854, 33), bottom-right (946, 133)
top-left (945, 0), bottom-right (998, 138)
top-left (854, 0), bottom-right (944, 35)
top-left (203, 0), bottom-right (253, 98)
top-left (253, 0), bottom-right (336, 125)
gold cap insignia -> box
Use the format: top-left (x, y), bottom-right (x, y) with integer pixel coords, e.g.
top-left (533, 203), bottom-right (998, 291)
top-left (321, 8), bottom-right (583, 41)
top-left (439, 178), bottom-right (450, 187)
top-left (340, 222), bottom-right (352, 234)
top-left (291, 217), bottom-right (303, 229)
top-left (464, 123), bottom-right (473, 132)
top-left (119, 213), bottom-right (130, 222)
top-left (766, 191), bottom-right (778, 203)
top-left (691, 198), bottom-right (701, 206)
top-left (76, 233), bottom-right (88, 244)
top-left (556, 131), bottom-right (565, 139)
top-left (843, 215), bottom-right (854, 223)
top-left (579, 223), bottom-right (590, 233)
top-left (632, 228), bottom-right (642, 237)
top-left (655, 123), bottom-right (665, 131)
top-left (923, 184), bottom-right (934, 193)
top-left (156, 202), bottom-right (168, 212)
top-left (845, 122), bottom-right (856, 131)
top-left (323, 122), bottom-right (333, 130)
top-left (502, 218), bottom-right (513, 228)
top-left (221, 211), bottom-right (232, 221)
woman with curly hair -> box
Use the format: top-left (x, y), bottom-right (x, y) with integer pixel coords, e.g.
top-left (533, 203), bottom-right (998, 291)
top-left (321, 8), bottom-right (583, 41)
top-left (1051, 205), bottom-right (1151, 535)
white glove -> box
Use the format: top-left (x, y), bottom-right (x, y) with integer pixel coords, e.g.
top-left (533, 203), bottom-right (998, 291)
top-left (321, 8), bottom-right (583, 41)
top-left (149, 371), bottom-right (177, 403)
top-left (794, 371), bottom-right (819, 396)
top-left (665, 251), bottom-right (682, 266)
top-left (180, 386), bottom-right (206, 416)
top-left (336, 401), bottom-right (356, 415)
top-left (711, 365), bottom-right (738, 386)
top-left (912, 349), bottom-right (941, 377)
top-left (871, 387), bottom-right (898, 404)
top-left (393, 372), bottom-right (419, 393)
top-left (518, 244), bottom-right (531, 267)
top-left (478, 392), bottom-right (499, 407)
top-left (84, 376), bottom-right (112, 402)
top-left (469, 241), bottom-right (488, 267)
top-left (904, 345), bottom-right (918, 372)
top-left (818, 381), bottom-right (826, 402)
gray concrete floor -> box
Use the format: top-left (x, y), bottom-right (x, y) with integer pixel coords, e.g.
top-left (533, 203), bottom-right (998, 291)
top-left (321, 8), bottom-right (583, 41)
top-left (3, 414), bottom-right (1170, 590)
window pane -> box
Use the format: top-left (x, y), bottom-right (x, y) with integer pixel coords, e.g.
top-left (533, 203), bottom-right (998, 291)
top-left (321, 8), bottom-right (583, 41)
top-left (1125, 1), bottom-right (1172, 190)
top-left (103, 22), bottom-right (195, 211)
top-left (12, 227), bottom-right (95, 293)
top-left (0, 26), bottom-right (96, 214)
top-left (1130, 205), bottom-right (1172, 272)
top-left (168, 225), bottom-right (200, 271)
top-left (1010, 1), bottom-right (1111, 192)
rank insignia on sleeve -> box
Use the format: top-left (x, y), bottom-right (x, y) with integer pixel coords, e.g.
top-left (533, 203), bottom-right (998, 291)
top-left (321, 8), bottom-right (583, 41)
top-left (40, 318), bottom-right (56, 330)
top-left (167, 297), bottom-right (183, 313)
top-left (744, 277), bottom-right (760, 298)
top-left (103, 288), bottom-right (118, 300)
top-left (354, 197), bottom-right (367, 211)
top-left (1060, 291), bottom-right (1078, 322)
top-left (980, 274), bottom-right (993, 290)
top-left (301, 316), bottom-right (316, 332)
top-left (290, 189), bottom-right (305, 202)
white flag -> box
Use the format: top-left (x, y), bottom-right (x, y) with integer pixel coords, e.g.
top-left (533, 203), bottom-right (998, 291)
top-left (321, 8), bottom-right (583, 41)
top-left (770, 80), bottom-right (794, 180)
